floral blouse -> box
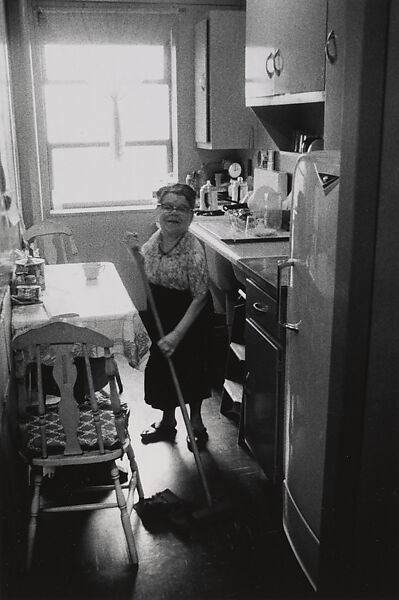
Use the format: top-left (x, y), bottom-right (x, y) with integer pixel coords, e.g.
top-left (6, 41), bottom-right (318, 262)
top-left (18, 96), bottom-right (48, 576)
top-left (141, 230), bottom-right (209, 298)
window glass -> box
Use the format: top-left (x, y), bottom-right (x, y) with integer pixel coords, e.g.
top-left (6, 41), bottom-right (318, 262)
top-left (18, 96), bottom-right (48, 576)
top-left (41, 41), bottom-right (173, 208)
top-left (121, 85), bottom-right (170, 141)
top-left (44, 84), bottom-right (110, 143)
top-left (51, 145), bottom-right (168, 208)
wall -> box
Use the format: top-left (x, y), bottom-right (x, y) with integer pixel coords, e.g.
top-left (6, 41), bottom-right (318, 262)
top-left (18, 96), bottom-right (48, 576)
top-left (53, 208), bottom-right (157, 310)
top-left (5, 0), bottom-right (248, 310)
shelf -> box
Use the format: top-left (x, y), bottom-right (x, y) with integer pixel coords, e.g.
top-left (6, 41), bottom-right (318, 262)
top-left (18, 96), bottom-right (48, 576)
top-left (230, 342), bottom-right (245, 362)
top-left (246, 90), bottom-right (325, 107)
top-left (223, 378), bottom-right (243, 404)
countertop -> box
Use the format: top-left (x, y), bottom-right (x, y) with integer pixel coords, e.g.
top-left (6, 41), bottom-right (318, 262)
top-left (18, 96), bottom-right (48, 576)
top-left (190, 214), bottom-right (290, 266)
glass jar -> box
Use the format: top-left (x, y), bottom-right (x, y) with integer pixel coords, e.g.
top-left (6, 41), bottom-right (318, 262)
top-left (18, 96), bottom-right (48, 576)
top-left (264, 191), bottom-right (282, 231)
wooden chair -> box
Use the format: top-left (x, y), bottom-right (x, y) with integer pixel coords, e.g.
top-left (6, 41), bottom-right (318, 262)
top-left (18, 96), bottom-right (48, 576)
top-left (24, 219), bottom-right (79, 264)
top-left (12, 321), bottom-right (144, 570)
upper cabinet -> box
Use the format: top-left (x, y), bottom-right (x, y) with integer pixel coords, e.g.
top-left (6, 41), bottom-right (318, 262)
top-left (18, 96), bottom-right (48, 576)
top-left (324, 0), bottom-right (346, 150)
top-left (195, 10), bottom-right (253, 149)
top-left (245, 0), bottom-right (327, 106)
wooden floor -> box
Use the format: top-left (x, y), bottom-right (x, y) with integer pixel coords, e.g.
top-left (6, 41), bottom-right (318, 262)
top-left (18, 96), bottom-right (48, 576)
top-left (2, 356), bottom-right (314, 600)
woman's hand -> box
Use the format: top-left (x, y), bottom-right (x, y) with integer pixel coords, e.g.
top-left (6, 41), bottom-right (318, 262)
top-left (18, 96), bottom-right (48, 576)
top-left (122, 231), bottom-right (140, 252)
top-left (157, 330), bottom-right (182, 358)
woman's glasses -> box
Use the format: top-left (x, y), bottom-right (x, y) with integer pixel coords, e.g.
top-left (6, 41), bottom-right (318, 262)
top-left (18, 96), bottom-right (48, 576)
top-left (157, 203), bottom-right (193, 215)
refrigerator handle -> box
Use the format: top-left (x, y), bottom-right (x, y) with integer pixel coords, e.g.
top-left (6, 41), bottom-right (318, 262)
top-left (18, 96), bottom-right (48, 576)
top-left (277, 259), bottom-right (301, 332)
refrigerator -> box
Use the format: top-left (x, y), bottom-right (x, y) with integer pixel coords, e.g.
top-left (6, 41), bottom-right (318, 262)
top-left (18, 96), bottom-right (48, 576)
top-left (278, 151), bottom-right (340, 591)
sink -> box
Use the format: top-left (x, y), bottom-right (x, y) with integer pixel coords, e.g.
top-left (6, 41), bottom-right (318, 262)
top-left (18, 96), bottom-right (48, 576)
top-left (232, 263), bottom-right (247, 287)
top-left (204, 245), bottom-right (238, 292)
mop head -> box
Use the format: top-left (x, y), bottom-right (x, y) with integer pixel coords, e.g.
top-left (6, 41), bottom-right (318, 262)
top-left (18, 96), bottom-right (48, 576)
top-left (134, 490), bottom-right (235, 536)
top-left (134, 489), bottom-right (192, 532)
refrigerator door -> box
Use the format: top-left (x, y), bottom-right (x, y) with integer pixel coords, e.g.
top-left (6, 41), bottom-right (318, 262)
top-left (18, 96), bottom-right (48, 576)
top-left (282, 151), bottom-right (340, 589)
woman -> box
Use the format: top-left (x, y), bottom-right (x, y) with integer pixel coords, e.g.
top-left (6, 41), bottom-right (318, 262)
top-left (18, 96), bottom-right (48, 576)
top-left (123, 183), bottom-right (213, 451)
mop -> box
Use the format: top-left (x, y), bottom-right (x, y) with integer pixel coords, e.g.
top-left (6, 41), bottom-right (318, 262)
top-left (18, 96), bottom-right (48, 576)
top-left (126, 244), bottom-right (232, 531)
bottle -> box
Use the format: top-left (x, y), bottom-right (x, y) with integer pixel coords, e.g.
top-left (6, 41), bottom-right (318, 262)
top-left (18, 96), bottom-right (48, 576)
top-left (185, 172), bottom-right (195, 190)
top-left (264, 190), bottom-right (282, 231)
top-left (266, 150), bottom-right (275, 170)
top-left (197, 163), bottom-right (207, 189)
top-left (231, 177), bottom-right (247, 203)
top-left (199, 180), bottom-right (218, 211)
top-left (237, 177), bottom-right (248, 203)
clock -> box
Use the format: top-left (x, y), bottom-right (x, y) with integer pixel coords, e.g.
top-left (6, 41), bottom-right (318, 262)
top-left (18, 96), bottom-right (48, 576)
top-left (228, 162), bottom-right (242, 179)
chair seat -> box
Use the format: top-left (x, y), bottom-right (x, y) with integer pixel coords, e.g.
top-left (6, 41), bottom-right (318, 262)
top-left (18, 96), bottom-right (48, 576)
top-left (20, 400), bottom-right (130, 457)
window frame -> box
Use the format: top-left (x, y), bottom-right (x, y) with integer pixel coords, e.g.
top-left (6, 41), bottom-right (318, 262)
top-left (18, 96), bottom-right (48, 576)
top-left (31, 7), bottom-right (176, 213)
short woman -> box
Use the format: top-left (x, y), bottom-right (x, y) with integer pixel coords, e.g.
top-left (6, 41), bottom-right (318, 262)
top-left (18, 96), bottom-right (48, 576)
top-left (124, 183), bottom-right (213, 450)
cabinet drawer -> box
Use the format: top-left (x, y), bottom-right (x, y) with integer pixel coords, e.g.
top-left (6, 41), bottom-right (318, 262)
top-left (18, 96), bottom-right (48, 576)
top-left (246, 278), bottom-right (278, 337)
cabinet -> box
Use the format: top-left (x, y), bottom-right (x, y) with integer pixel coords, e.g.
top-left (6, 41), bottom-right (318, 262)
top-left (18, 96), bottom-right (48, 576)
top-left (242, 278), bottom-right (285, 485)
top-left (324, 0), bottom-right (347, 150)
top-left (195, 10), bottom-right (253, 149)
top-left (245, 0), bottom-right (327, 106)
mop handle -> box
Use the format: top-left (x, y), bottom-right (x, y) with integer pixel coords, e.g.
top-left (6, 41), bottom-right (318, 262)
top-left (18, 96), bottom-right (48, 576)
top-left (128, 246), bottom-right (213, 508)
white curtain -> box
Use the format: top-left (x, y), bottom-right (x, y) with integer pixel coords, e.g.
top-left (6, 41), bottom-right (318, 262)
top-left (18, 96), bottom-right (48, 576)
top-left (34, 1), bottom-right (177, 160)
top-left (34, 1), bottom-right (178, 44)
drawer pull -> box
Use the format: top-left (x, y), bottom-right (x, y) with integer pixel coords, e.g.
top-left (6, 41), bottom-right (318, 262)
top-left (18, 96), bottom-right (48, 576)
top-left (253, 302), bottom-right (269, 313)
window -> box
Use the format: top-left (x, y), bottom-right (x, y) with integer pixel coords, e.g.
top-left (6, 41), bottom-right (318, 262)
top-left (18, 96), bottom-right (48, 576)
top-left (33, 3), bottom-right (177, 210)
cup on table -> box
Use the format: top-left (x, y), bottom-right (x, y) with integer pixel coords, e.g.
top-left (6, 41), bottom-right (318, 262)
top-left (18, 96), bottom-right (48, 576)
top-left (82, 262), bottom-right (104, 281)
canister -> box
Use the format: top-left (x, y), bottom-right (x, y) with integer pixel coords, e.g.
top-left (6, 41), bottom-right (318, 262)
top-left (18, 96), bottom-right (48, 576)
top-left (199, 180), bottom-right (218, 211)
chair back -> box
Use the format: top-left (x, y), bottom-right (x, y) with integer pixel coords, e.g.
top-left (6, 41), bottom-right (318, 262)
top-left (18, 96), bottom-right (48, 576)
top-left (12, 321), bottom-right (125, 460)
top-left (25, 219), bottom-right (79, 264)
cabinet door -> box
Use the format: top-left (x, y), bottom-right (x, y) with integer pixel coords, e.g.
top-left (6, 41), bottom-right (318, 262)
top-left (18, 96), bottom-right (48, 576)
top-left (195, 10), bottom-right (252, 149)
top-left (194, 18), bottom-right (209, 145)
top-left (245, 0), bottom-right (277, 100)
top-left (274, 0), bottom-right (327, 96)
top-left (324, 0), bottom-right (346, 149)
top-left (244, 318), bottom-right (283, 485)
top-left (246, 0), bottom-right (327, 104)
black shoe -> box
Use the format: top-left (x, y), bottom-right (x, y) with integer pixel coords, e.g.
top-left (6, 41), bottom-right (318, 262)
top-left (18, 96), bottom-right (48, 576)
top-left (186, 428), bottom-right (208, 452)
top-left (141, 422), bottom-right (177, 444)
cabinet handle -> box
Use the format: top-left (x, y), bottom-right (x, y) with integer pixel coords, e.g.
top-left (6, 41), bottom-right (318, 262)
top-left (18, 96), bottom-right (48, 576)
top-left (253, 301), bottom-right (269, 313)
top-left (265, 51), bottom-right (274, 78)
top-left (277, 259), bottom-right (301, 332)
top-left (273, 48), bottom-right (283, 76)
top-left (199, 73), bottom-right (206, 91)
top-left (325, 30), bottom-right (338, 63)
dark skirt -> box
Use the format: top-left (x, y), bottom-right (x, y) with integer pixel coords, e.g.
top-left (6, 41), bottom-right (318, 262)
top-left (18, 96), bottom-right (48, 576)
top-left (141, 284), bottom-right (213, 410)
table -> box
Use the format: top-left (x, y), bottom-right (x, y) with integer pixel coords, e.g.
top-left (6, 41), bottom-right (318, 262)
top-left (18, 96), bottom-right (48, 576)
top-left (12, 262), bottom-right (150, 368)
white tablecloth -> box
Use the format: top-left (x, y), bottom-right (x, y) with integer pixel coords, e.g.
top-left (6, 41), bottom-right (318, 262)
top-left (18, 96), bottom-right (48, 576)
top-left (12, 262), bottom-right (150, 368)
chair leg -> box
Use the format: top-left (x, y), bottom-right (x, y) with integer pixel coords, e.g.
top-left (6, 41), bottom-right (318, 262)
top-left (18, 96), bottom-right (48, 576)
top-left (110, 463), bottom-right (138, 566)
top-left (125, 442), bottom-right (144, 501)
top-left (115, 365), bottom-right (123, 394)
top-left (27, 467), bottom-right (43, 570)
